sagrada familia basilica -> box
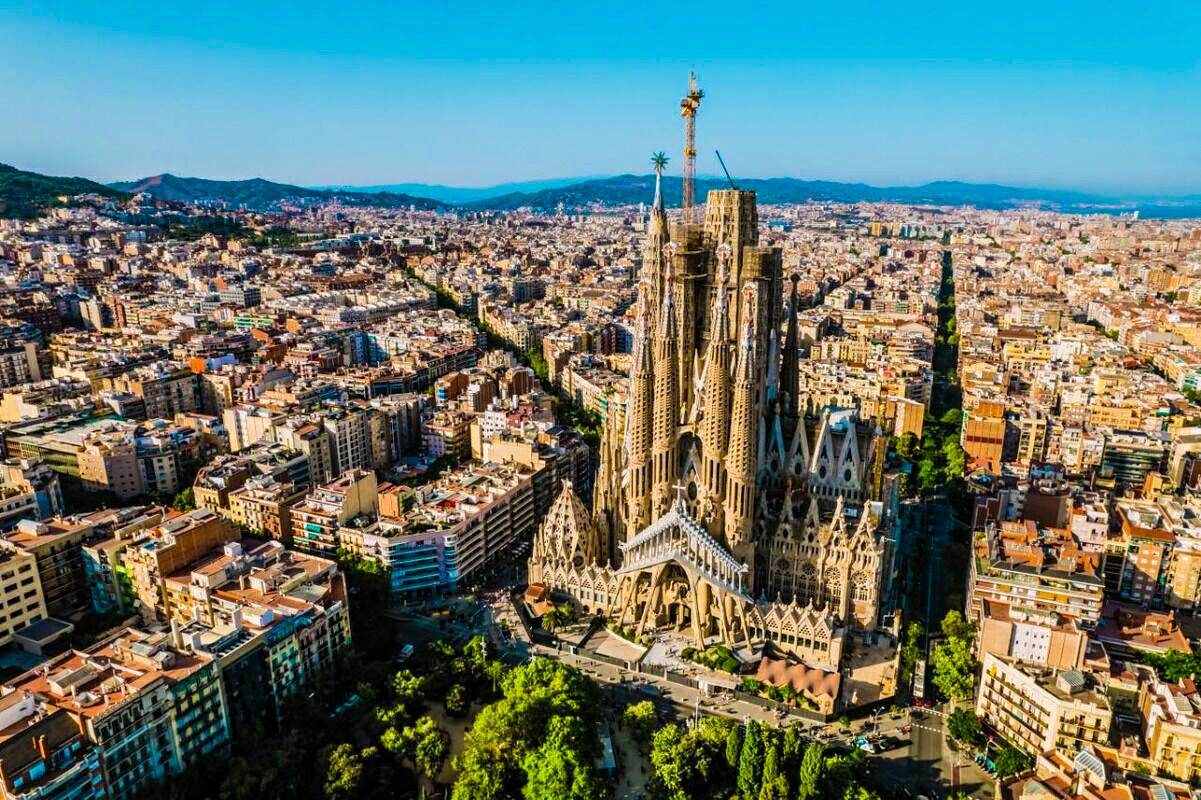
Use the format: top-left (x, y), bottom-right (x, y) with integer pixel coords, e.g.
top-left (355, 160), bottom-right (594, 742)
top-left (528, 82), bottom-right (900, 670)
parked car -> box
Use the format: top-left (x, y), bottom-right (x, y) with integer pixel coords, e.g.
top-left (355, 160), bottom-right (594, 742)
top-left (877, 736), bottom-right (903, 751)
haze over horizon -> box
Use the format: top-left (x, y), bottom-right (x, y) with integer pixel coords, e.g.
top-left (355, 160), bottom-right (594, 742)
top-left (3, 0), bottom-right (1199, 195)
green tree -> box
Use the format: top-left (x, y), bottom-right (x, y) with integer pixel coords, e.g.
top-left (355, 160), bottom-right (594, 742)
top-left (758, 733), bottom-right (788, 800)
top-left (388, 669), bottom-right (427, 716)
top-left (781, 724), bottom-right (803, 769)
top-left (895, 432), bottom-right (919, 461)
top-left (484, 659), bottom-right (508, 695)
top-left (917, 458), bottom-right (941, 493)
top-left (931, 636), bottom-right (977, 702)
top-left (623, 700), bottom-right (658, 751)
top-left (940, 408), bottom-right (963, 427)
top-left (521, 716), bottom-right (607, 800)
top-left (541, 607), bottom-right (565, 634)
top-left (946, 708), bottom-right (981, 744)
top-left (171, 487), bottom-right (195, 512)
top-left (649, 721), bottom-right (732, 800)
top-left (1135, 649), bottom-right (1201, 682)
top-left (737, 721), bottom-right (764, 800)
top-left (940, 610), bottom-right (974, 641)
top-left (994, 745), bottom-right (1033, 778)
top-left (796, 742), bottom-right (825, 800)
top-left (823, 749), bottom-right (868, 800)
top-left (453, 658), bottom-right (602, 800)
top-left (413, 725), bottom-right (450, 782)
top-left (445, 683), bottom-right (469, 717)
top-left (323, 744), bottom-right (370, 800)
top-left (725, 723), bottom-right (743, 770)
top-left (899, 621), bottom-right (924, 688)
top-left (943, 440), bottom-right (968, 479)
top-left (931, 612), bottom-right (978, 702)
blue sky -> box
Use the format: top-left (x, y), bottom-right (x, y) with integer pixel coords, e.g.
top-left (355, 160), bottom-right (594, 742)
top-left (2, 1), bottom-right (1199, 195)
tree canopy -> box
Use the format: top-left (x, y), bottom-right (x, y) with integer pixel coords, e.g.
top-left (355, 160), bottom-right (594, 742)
top-left (931, 611), bottom-right (978, 702)
top-left (453, 658), bottom-right (604, 800)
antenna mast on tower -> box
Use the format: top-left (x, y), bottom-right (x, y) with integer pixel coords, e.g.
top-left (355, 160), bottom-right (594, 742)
top-left (680, 71), bottom-right (704, 224)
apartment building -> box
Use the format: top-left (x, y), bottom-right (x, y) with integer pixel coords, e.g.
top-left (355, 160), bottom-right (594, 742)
top-left (3, 628), bottom-right (230, 799)
top-left (227, 475), bottom-right (306, 543)
top-left (962, 400), bottom-right (1008, 469)
top-left (0, 458), bottom-right (62, 526)
top-left (422, 409), bottom-right (472, 461)
top-left (0, 693), bottom-right (106, 800)
top-left (76, 427), bottom-right (141, 499)
top-left (121, 509), bottom-right (240, 623)
top-left (1102, 502), bottom-right (1175, 608)
top-left (3, 517), bottom-right (92, 616)
top-left (173, 544), bottom-right (351, 735)
top-left (291, 469), bottom-right (378, 556)
top-left (222, 404), bottom-right (282, 452)
top-left (321, 406), bottom-right (371, 475)
top-left (976, 600), bottom-right (1088, 670)
top-left (274, 419), bottom-right (334, 485)
top-left (1139, 668), bottom-right (1201, 783)
top-left (193, 445), bottom-right (311, 515)
top-left (76, 419), bottom-right (203, 500)
top-left (342, 463), bottom-right (539, 596)
top-left (977, 652), bottom-right (1112, 758)
top-left (102, 362), bottom-right (201, 421)
top-left (0, 548), bottom-right (46, 647)
top-left (79, 505), bottom-right (165, 616)
top-left (970, 520), bottom-right (1106, 628)
top-left (0, 341), bottom-right (43, 389)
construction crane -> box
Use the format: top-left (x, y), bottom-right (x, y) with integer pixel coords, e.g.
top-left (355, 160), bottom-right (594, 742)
top-left (679, 71), bottom-right (704, 224)
top-left (715, 150), bottom-right (738, 190)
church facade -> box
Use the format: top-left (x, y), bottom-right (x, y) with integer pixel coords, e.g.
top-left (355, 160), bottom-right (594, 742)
top-left (528, 178), bottom-right (898, 665)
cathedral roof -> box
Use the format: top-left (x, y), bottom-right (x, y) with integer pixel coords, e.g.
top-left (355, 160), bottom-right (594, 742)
top-left (618, 494), bottom-right (750, 599)
top-left (534, 481), bottom-right (596, 566)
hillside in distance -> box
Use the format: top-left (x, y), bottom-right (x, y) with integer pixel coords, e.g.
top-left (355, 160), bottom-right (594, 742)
top-left (0, 163), bottom-right (128, 219)
top-left (468, 174), bottom-right (1123, 211)
top-left (110, 173), bottom-right (445, 211)
top-left (317, 176), bottom-right (604, 204)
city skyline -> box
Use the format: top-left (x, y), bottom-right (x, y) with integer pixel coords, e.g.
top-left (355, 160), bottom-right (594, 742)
top-left (2, 1), bottom-right (1199, 194)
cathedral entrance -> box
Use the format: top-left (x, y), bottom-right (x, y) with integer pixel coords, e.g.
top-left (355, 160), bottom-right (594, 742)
top-left (658, 564), bottom-right (695, 635)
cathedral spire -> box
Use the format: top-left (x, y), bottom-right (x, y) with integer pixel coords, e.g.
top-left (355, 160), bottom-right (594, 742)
top-left (644, 152), bottom-right (671, 298)
top-left (624, 279), bottom-right (655, 535)
top-left (780, 273), bottom-right (801, 417)
top-left (651, 246), bottom-right (680, 519)
top-left (697, 243), bottom-right (733, 528)
top-left (724, 283), bottom-right (760, 564)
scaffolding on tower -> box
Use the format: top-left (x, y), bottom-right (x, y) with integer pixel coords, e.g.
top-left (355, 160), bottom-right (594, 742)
top-left (680, 71), bottom-right (704, 224)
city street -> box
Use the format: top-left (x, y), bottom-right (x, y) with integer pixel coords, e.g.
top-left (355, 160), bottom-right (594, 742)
top-left (388, 590), bottom-right (993, 798)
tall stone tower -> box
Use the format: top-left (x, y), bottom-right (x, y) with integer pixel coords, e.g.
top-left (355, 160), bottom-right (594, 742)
top-left (702, 190), bottom-right (760, 342)
top-left (723, 284), bottom-right (760, 569)
top-left (624, 281), bottom-right (654, 535)
top-left (696, 244), bottom-right (733, 534)
top-left (533, 77), bottom-right (895, 650)
top-left (650, 251), bottom-right (680, 519)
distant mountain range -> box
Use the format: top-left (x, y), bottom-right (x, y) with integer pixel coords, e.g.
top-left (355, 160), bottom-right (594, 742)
top-left (314, 177), bottom-right (605, 204)
top-left (109, 173), bottom-right (445, 211)
top-left (464, 174), bottom-right (1129, 211)
top-left (0, 163), bottom-right (127, 219)
top-left (3, 163), bottom-right (1197, 220)
top-left (103, 172), bottom-right (1201, 215)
